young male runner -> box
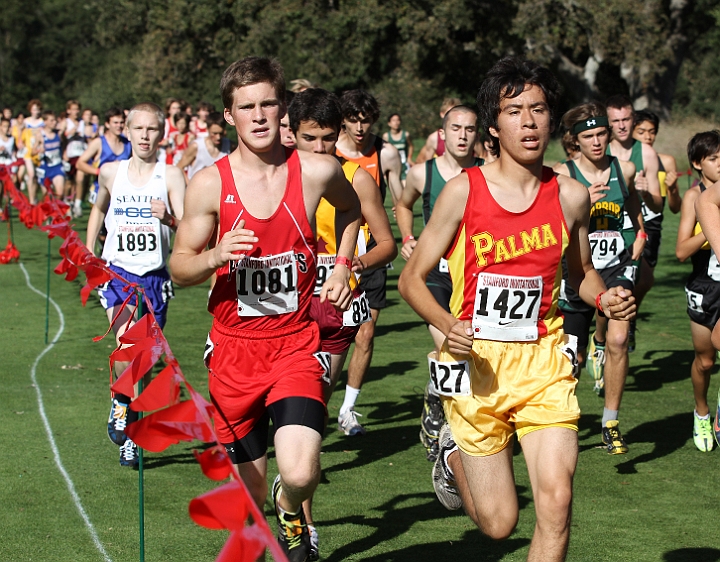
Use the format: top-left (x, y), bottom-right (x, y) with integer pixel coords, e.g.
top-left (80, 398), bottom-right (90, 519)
top-left (554, 102), bottom-right (643, 453)
top-left (603, 95), bottom-right (663, 353)
top-left (395, 104), bottom-right (482, 460)
top-left (0, 117), bottom-right (18, 185)
top-left (76, 108), bottom-right (131, 204)
top-left (679, 131), bottom-right (720, 450)
top-left (176, 112), bottom-right (230, 179)
top-left (20, 100), bottom-right (44, 204)
top-left (415, 97), bottom-right (463, 164)
top-left (33, 110), bottom-right (66, 198)
top-left (399, 57), bottom-right (635, 561)
top-left (289, 87), bottom-right (397, 560)
top-left (383, 113), bottom-right (413, 184)
top-left (86, 102), bottom-right (186, 467)
top-left (334, 89), bottom-right (402, 435)
top-left (60, 100), bottom-right (86, 215)
top-left (169, 57), bottom-right (361, 562)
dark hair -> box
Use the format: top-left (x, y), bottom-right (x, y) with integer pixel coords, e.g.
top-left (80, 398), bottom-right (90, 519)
top-left (27, 99), bottom-right (43, 113)
top-left (173, 112), bottom-right (189, 127)
top-left (220, 56), bottom-right (286, 110)
top-left (41, 109), bottom-right (55, 120)
top-left (688, 130), bottom-right (720, 174)
top-left (285, 90), bottom-right (296, 106)
top-left (339, 90), bottom-right (380, 123)
top-left (441, 105), bottom-right (478, 130)
top-left (104, 107), bottom-right (125, 124)
top-left (605, 94), bottom-right (633, 112)
top-left (477, 57), bottom-right (560, 157)
top-left (207, 111), bottom-right (226, 129)
top-left (288, 88), bottom-right (342, 134)
top-left (196, 100), bottom-right (214, 113)
top-left (633, 109), bottom-right (659, 132)
top-left (387, 112), bottom-right (401, 123)
top-left (561, 102), bottom-right (609, 149)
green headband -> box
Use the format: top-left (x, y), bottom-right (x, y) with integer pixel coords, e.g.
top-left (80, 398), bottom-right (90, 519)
top-left (572, 116), bottom-right (609, 135)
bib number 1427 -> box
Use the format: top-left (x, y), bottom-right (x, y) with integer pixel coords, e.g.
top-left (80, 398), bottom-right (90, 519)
top-left (428, 356), bottom-right (471, 396)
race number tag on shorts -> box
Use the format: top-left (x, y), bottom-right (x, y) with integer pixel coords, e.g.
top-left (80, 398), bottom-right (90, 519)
top-left (709, 251), bottom-right (720, 282)
top-left (236, 251), bottom-right (298, 316)
top-left (472, 273), bottom-right (542, 342)
top-left (116, 221), bottom-right (163, 268)
top-left (589, 231), bottom-right (624, 269)
top-left (438, 258), bottom-right (449, 273)
top-left (428, 355), bottom-right (471, 397)
top-left (685, 288), bottom-right (704, 313)
top-left (315, 254), bottom-right (335, 296)
top-left (342, 292), bottom-right (371, 327)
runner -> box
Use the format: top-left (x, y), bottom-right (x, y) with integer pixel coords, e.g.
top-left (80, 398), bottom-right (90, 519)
top-left (85, 102), bottom-right (186, 467)
top-left (289, 86), bottom-right (397, 561)
top-left (76, 108), bottom-right (131, 205)
top-left (554, 102), bottom-right (644, 453)
top-left (334, 89), bottom-right (402, 435)
top-left (0, 116), bottom-right (18, 186)
top-left (382, 113), bottom-right (413, 185)
top-left (167, 113), bottom-right (194, 166)
top-left (34, 110), bottom-right (66, 198)
top-left (280, 91), bottom-right (297, 148)
top-left (176, 112), bottom-right (230, 179)
top-left (395, 104), bottom-right (483, 461)
top-left (605, 95), bottom-right (663, 352)
top-left (61, 100), bottom-right (88, 216)
top-left (398, 57), bottom-right (634, 560)
top-left (681, 131), bottom-right (720, 450)
top-left (20, 100), bottom-right (44, 204)
top-left (169, 57), bottom-right (361, 562)
top-left (192, 101), bottom-right (213, 138)
top-left (415, 97), bottom-right (463, 164)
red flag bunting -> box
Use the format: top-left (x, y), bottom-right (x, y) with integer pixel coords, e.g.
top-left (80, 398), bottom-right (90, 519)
top-left (193, 446), bottom-right (233, 481)
top-left (130, 361), bottom-right (183, 412)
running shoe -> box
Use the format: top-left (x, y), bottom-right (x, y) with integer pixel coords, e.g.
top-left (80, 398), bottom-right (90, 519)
top-left (72, 200), bottom-right (83, 218)
top-left (432, 423), bottom-right (462, 510)
top-left (338, 408), bottom-right (366, 436)
top-left (308, 525), bottom-right (319, 561)
top-left (119, 438), bottom-right (139, 468)
top-left (587, 337), bottom-right (606, 396)
top-left (601, 420), bottom-right (628, 455)
top-left (107, 398), bottom-right (129, 445)
top-left (420, 382), bottom-right (444, 461)
top-left (273, 475), bottom-right (311, 562)
top-left (693, 414), bottom-right (714, 452)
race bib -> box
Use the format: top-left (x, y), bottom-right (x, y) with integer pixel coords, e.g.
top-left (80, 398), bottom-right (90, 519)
top-left (236, 251), bottom-right (298, 316)
top-left (438, 258), bottom-right (449, 273)
top-left (589, 231), bottom-right (624, 269)
top-left (315, 254), bottom-right (335, 296)
top-left (66, 139), bottom-right (86, 158)
top-left (641, 200), bottom-right (662, 223)
top-left (686, 289), bottom-right (704, 313)
top-left (428, 354), bottom-right (471, 397)
top-left (559, 333), bottom-right (579, 377)
top-left (342, 292), bottom-right (371, 327)
top-left (115, 222), bottom-right (162, 266)
top-left (709, 251), bottom-right (720, 282)
top-left (472, 273), bottom-right (543, 342)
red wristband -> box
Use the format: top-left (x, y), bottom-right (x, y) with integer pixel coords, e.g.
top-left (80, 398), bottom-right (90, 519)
top-left (595, 291), bottom-right (605, 313)
top-left (637, 232), bottom-right (648, 240)
top-left (167, 215), bottom-right (176, 228)
top-left (403, 235), bottom-right (415, 244)
top-left (335, 255), bottom-right (352, 269)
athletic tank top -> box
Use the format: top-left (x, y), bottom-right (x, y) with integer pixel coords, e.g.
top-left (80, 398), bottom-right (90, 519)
top-left (194, 122), bottom-right (208, 138)
top-left (315, 159), bottom-right (360, 293)
top-left (0, 136), bottom-right (16, 165)
top-left (386, 130), bottom-right (408, 164)
top-left (187, 137), bottom-right (230, 179)
top-left (41, 131), bottom-right (62, 168)
top-left (445, 167), bottom-right (568, 341)
top-left (422, 158), bottom-right (484, 225)
top-left (436, 131), bottom-right (445, 157)
top-left (98, 135), bottom-right (132, 167)
top-left (690, 182), bottom-right (720, 283)
top-left (337, 136), bottom-right (387, 203)
top-left (567, 157), bottom-right (630, 268)
top-left (102, 160), bottom-right (172, 276)
top-left (208, 150), bottom-right (317, 331)
top-left (64, 118), bottom-right (86, 158)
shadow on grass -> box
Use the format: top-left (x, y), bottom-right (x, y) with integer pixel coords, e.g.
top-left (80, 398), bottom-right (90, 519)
top-left (664, 547), bottom-right (720, 561)
top-left (626, 349), bottom-right (695, 392)
top-left (374, 321), bottom-right (425, 338)
top-left (613, 412), bottom-right (688, 475)
top-left (320, 492), bottom-right (530, 562)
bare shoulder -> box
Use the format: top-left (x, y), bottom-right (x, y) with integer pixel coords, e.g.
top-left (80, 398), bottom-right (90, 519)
top-left (165, 165), bottom-right (187, 187)
top-left (442, 170), bottom-right (471, 199)
top-left (659, 152), bottom-right (676, 170)
top-left (352, 166), bottom-right (376, 190)
top-left (641, 141), bottom-right (659, 163)
top-left (297, 151), bottom-right (344, 186)
top-left (186, 164), bottom-right (221, 212)
top-left (553, 161), bottom-right (571, 176)
top-left (619, 159), bottom-right (636, 180)
top-left (100, 160), bottom-right (120, 178)
top-left (557, 173), bottom-right (590, 213)
top-left (405, 159), bottom-right (426, 186)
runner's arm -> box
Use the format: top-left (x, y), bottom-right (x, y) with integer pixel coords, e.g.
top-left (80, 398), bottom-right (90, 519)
top-left (396, 163), bottom-right (425, 260)
top-left (639, 143), bottom-right (663, 213)
top-left (696, 182), bottom-right (720, 257)
top-left (414, 131), bottom-right (437, 165)
top-left (352, 167), bottom-right (397, 272)
top-left (661, 153), bottom-right (682, 214)
top-left (381, 142), bottom-right (403, 206)
top-left (676, 187), bottom-right (705, 261)
top-left (76, 138), bottom-right (101, 176)
top-left (85, 163), bottom-right (116, 254)
top-left (559, 174), bottom-right (635, 321)
top-left (175, 141), bottom-right (198, 171)
top-left (399, 174), bottom-right (473, 354)
top-left (31, 130), bottom-right (44, 156)
top-left (622, 161), bottom-right (646, 261)
top-left (150, 165), bottom-right (186, 231)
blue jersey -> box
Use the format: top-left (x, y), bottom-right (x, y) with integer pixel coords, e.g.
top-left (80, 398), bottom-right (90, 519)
top-left (41, 131), bottom-right (63, 169)
top-left (99, 135), bottom-right (131, 168)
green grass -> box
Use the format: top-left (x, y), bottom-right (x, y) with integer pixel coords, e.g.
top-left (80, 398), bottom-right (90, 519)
top-left (1, 183), bottom-right (719, 562)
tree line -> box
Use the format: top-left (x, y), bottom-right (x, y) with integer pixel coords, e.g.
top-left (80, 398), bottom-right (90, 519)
top-left (2, 0), bottom-right (718, 135)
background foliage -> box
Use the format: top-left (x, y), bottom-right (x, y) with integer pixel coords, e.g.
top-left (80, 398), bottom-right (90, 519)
top-left (2, 0), bottom-right (719, 134)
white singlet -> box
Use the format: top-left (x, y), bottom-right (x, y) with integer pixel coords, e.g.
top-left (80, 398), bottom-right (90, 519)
top-left (102, 160), bottom-right (172, 275)
top-left (0, 136), bottom-right (16, 165)
top-left (186, 137), bottom-right (230, 179)
top-left (64, 118), bottom-right (87, 158)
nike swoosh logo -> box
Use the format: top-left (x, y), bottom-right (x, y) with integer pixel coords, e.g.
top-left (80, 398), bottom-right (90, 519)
top-left (258, 296), bottom-right (273, 303)
top-left (498, 321), bottom-right (515, 326)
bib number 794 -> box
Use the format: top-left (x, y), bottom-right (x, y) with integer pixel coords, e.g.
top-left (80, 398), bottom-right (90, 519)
top-left (428, 356), bottom-right (471, 396)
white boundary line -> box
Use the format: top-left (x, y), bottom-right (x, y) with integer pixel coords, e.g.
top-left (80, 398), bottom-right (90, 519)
top-left (20, 263), bottom-right (113, 562)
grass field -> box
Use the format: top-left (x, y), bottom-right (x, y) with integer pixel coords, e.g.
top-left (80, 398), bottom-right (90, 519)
top-left (2, 139), bottom-right (720, 562)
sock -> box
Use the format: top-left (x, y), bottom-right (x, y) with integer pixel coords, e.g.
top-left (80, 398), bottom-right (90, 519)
top-left (339, 386), bottom-right (360, 415)
top-left (443, 447), bottom-right (456, 479)
top-left (695, 410), bottom-right (710, 420)
top-left (593, 334), bottom-right (606, 347)
top-left (602, 408), bottom-right (618, 427)
top-left (114, 393), bottom-right (131, 405)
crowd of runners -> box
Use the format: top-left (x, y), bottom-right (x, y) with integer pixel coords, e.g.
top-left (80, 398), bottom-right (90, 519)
top-left (3, 55), bottom-right (720, 562)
